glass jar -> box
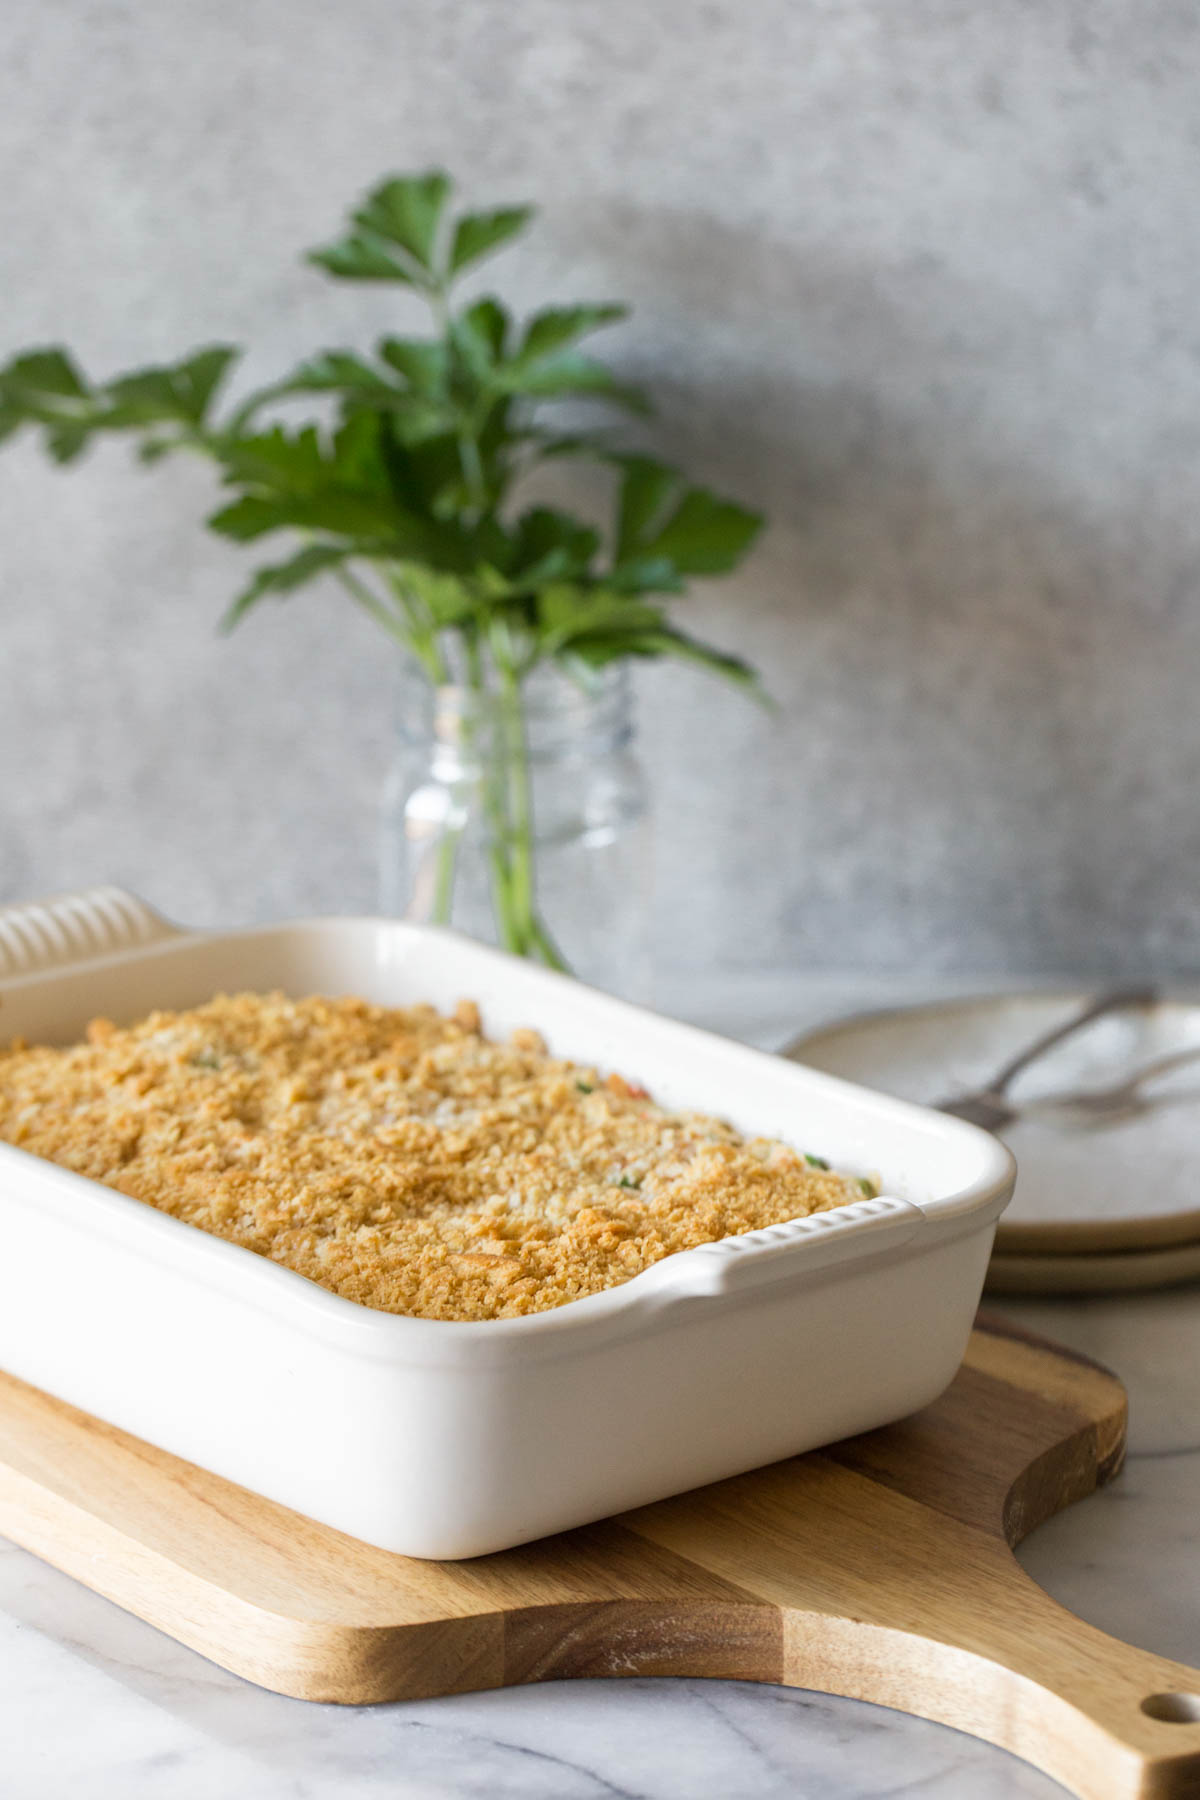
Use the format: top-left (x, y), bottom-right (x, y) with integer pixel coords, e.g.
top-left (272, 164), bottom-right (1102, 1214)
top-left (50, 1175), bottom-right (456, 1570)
top-left (380, 662), bottom-right (651, 1000)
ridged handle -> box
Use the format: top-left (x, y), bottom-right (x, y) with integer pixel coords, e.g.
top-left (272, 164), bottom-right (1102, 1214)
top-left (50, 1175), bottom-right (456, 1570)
top-left (636, 1195), bottom-right (927, 1304)
top-left (0, 887), bottom-right (182, 982)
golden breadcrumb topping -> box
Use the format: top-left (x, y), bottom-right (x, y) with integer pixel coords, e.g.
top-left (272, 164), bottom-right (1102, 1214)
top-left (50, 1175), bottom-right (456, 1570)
top-left (0, 992), bottom-right (872, 1321)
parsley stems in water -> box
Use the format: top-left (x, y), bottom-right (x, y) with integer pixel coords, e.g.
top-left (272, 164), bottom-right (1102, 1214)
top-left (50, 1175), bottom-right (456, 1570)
top-left (0, 169), bottom-right (766, 969)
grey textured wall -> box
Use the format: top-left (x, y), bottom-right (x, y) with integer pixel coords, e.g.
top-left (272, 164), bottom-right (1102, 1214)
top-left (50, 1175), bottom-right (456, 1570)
top-left (2, 1), bottom-right (1197, 978)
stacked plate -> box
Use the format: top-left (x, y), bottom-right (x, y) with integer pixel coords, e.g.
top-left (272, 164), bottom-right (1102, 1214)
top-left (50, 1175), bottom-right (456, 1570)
top-left (784, 990), bottom-right (1200, 1293)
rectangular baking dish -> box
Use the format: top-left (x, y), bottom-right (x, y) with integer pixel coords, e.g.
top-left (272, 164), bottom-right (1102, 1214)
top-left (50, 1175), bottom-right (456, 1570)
top-left (0, 887), bottom-right (1014, 1559)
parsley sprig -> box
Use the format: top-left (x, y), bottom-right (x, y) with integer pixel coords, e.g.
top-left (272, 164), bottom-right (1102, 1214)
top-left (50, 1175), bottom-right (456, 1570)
top-left (0, 170), bottom-right (765, 965)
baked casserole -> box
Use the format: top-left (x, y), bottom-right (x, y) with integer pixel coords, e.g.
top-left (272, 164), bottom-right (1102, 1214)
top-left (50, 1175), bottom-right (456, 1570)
top-left (0, 992), bottom-right (875, 1321)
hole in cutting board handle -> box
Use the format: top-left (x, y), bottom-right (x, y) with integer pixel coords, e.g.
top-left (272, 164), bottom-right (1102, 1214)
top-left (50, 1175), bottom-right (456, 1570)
top-left (1141, 1692), bottom-right (1200, 1723)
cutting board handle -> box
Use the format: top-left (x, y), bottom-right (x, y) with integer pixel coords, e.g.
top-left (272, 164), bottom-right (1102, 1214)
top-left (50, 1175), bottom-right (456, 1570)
top-left (996, 1573), bottom-right (1200, 1800)
top-left (787, 1539), bottom-right (1200, 1800)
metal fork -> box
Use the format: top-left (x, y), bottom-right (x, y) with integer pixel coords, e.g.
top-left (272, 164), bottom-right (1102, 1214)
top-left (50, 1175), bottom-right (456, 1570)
top-left (1018, 1042), bottom-right (1200, 1125)
top-left (934, 986), bottom-right (1159, 1130)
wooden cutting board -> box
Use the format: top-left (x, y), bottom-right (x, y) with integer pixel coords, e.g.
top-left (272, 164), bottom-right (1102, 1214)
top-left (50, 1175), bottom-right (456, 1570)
top-left (1, 1315), bottom-right (1198, 1800)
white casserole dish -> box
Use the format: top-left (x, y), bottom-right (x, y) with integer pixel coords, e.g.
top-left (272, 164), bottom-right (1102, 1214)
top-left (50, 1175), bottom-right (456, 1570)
top-left (0, 888), bottom-right (1014, 1559)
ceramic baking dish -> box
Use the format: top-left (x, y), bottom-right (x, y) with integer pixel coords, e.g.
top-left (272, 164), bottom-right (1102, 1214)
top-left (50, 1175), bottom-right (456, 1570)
top-left (0, 887), bottom-right (1014, 1559)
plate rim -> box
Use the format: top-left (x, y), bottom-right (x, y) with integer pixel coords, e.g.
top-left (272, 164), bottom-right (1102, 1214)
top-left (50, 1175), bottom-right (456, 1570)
top-left (783, 990), bottom-right (1200, 1255)
top-left (986, 1238), bottom-right (1200, 1294)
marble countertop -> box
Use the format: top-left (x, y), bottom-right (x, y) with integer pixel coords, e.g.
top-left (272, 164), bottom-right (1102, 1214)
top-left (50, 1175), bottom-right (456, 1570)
top-left (3, 974), bottom-right (1198, 1800)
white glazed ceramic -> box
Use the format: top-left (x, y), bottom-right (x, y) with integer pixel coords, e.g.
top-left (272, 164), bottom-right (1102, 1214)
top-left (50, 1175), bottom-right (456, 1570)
top-left (0, 888), bottom-right (1013, 1559)
top-left (986, 1241), bottom-right (1200, 1294)
top-left (788, 991), bottom-right (1200, 1254)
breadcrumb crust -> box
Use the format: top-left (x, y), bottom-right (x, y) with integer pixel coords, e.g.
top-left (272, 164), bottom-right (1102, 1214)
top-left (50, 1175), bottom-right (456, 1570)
top-left (0, 992), bottom-right (869, 1321)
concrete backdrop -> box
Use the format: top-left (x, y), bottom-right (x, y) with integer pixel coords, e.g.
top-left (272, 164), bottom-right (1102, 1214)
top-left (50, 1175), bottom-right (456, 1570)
top-left (1, 1), bottom-right (1197, 980)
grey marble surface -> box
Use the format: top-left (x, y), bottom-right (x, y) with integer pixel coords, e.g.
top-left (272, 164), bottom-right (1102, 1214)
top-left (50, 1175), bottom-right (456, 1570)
top-left (3, 2), bottom-right (1200, 979)
top-left (2, 977), bottom-right (1198, 1800)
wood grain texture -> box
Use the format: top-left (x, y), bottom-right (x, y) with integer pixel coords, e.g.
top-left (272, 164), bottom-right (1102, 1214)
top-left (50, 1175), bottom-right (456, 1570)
top-left (1, 1314), bottom-right (1198, 1800)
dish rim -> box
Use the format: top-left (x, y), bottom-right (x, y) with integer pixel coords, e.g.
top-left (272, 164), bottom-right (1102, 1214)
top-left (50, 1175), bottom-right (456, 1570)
top-left (0, 896), bottom-right (1015, 1353)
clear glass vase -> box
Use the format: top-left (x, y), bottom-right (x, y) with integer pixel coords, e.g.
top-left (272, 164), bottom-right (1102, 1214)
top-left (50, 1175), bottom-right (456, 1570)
top-left (380, 662), bottom-right (651, 1000)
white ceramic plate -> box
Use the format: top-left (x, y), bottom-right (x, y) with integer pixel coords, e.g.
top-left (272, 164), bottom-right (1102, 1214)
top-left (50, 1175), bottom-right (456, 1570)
top-left (986, 1241), bottom-right (1200, 1295)
top-left (786, 991), bottom-right (1200, 1255)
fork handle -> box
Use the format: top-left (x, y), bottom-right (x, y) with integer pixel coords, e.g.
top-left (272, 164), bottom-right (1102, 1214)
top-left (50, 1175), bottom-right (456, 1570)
top-left (986, 986), bottom-right (1158, 1096)
top-left (1123, 1042), bottom-right (1200, 1095)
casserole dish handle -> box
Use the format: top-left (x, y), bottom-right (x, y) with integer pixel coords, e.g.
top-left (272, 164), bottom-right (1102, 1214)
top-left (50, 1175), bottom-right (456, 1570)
top-left (635, 1195), bottom-right (928, 1305)
top-left (0, 887), bottom-right (182, 983)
